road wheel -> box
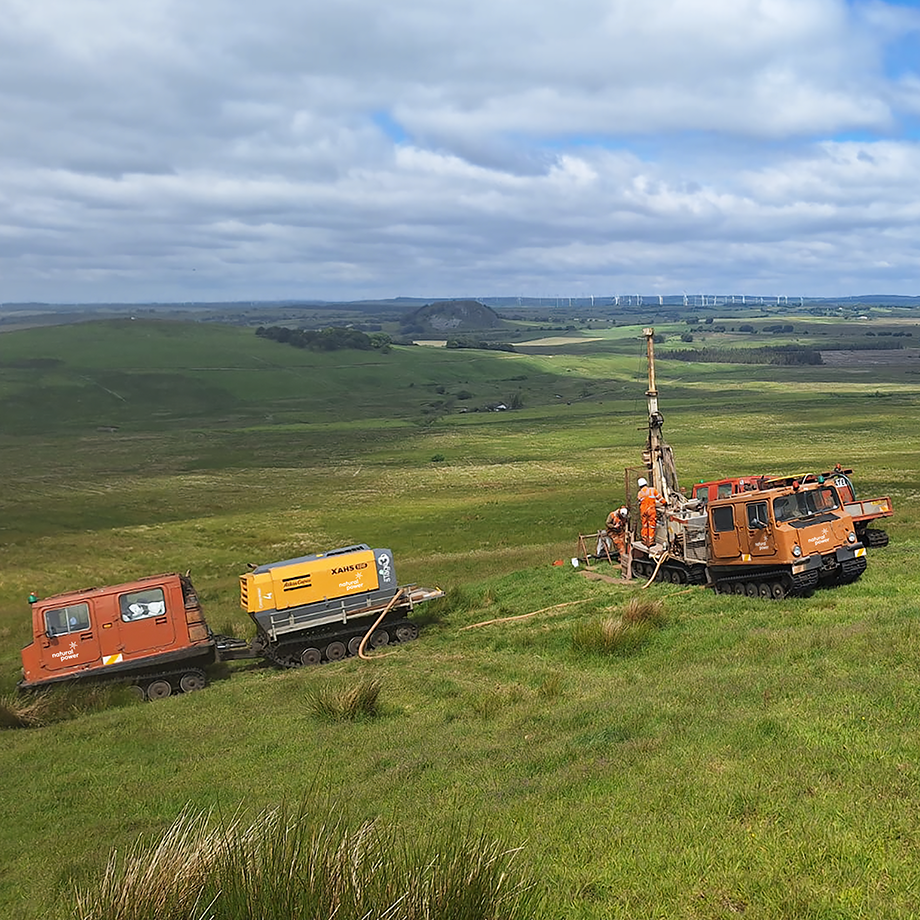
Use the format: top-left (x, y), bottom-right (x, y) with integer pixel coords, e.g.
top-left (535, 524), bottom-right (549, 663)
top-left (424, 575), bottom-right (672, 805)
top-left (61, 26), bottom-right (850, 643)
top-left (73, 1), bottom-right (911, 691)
top-left (127, 685), bottom-right (146, 702)
top-left (325, 641), bottom-right (346, 662)
top-left (771, 582), bottom-right (786, 600)
top-left (732, 583), bottom-right (745, 596)
top-left (395, 624), bottom-right (419, 643)
top-left (179, 671), bottom-right (206, 693)
top-left (369, 630), bottom-right (389, 648)
top-left (745, 582), bottom-right (758, 598)
top-left (300, 647), bottom-right (322, 666)
top-left (146, 679), bottom-right (172, 701)
top-left (758, 583), bottom-right (771, 599)
top-left (347, 636), bottom-right (363, 656)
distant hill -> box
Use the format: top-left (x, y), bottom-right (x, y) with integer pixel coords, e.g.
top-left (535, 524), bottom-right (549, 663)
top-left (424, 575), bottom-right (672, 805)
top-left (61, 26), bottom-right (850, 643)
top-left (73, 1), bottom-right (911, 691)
top-left (399, 300), bottom-right (507, 335)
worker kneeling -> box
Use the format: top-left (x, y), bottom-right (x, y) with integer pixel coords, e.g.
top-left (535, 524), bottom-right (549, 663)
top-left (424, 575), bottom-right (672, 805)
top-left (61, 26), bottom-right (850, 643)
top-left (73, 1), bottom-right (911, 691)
top-left (600, 506), bottom-right (629, 557)
top-left (637, 477), bottom-right (663, 546)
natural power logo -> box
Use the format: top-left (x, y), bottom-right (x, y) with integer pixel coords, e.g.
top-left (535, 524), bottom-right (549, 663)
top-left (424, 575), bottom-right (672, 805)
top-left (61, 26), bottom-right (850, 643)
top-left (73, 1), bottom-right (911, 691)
top-left (52, 640), bottom-right (80, 662)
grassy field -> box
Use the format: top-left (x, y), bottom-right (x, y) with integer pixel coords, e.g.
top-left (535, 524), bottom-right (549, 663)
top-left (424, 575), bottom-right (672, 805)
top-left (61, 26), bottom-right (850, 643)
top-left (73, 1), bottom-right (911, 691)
top-left (1, 315), bottom-right (920, 919)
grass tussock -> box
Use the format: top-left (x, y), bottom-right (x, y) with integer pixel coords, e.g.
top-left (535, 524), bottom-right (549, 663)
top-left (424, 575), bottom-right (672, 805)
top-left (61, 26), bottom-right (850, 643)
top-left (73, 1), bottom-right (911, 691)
top-left (73, 803), bottom-right (539, 920)
top-left (571, 595), bottom-right (666, 657)
top-left (621, 596), bottom-right (666, 626)
top-left (310, 677), bottom-right (383, 722)
top-left (572, 616), bottom-right (651, 656)
top-left (537, 673), bottom-right (563, 700)
top-left (0, 684), bottom-right (136, 729)
top-left (0, 692), bottom-right (59, 729)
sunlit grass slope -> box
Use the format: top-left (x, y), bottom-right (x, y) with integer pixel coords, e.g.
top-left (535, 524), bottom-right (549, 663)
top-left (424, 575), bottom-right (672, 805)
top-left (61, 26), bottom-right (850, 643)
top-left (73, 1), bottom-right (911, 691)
top-left (0, 318), bottom-right (601, 433)
top-left (1, 317), bottom-right (919, 919)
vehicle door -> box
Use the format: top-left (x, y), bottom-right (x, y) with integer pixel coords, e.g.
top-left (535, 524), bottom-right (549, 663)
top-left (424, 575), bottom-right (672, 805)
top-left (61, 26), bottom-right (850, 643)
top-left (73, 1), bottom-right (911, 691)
top-left (709, 503), bottom-right (740, 558)
top-left (40, 601), bottom-right (102, 671)
top-left (117, 585), bottom-right (177, 655)
top-left (745, 500), bottom-right (776, 556)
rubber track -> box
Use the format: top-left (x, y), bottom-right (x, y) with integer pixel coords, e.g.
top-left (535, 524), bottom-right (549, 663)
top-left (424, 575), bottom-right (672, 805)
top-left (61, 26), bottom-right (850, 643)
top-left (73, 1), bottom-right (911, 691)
top-left (712, 567), bottom-right (818, 598)
top-left (863, 528), bottom-right (889, 548)
top-left (840, 555), bottom-right (867, 583)
top-left (135, 666), bottom-right (208, 695)
top-left (265, 616), bottom-right (419, 668)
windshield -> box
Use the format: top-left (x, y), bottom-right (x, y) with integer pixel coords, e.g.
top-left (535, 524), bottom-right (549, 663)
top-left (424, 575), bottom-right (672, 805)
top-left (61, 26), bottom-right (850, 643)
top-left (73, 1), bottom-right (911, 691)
top-left (773, 486), bottom-right (840, 523)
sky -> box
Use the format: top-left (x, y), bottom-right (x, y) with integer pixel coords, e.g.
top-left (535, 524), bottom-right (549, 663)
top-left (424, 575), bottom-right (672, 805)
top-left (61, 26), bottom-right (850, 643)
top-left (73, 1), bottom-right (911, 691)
top-left (2, 0), bottom-right (920, 304)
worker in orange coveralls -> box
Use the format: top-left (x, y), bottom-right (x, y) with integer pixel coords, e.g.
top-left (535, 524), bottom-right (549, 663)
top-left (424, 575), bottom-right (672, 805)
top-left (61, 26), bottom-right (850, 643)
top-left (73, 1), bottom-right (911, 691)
top-left (604, 506), bottom-right (629, 556)
top-left (636, 477), bottom-right (663, 546)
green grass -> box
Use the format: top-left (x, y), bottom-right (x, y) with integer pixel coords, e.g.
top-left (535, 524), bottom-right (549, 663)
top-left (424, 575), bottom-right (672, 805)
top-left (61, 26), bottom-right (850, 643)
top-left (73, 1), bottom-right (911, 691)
top-left (1, 315), bottom-right (920, 919)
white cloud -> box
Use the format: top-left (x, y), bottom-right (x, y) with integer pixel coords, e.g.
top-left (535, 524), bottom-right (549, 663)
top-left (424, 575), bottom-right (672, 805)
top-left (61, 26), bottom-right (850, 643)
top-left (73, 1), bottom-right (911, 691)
top-left (1, 0), bottom-right (919, 302)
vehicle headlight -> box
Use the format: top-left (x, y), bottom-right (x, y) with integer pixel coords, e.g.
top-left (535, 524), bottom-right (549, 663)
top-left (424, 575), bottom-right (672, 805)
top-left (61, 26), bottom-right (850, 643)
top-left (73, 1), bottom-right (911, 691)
top-left (792, 546), bottom-right (802, 557)
top-left (847, 532), bottom-right (856, 543)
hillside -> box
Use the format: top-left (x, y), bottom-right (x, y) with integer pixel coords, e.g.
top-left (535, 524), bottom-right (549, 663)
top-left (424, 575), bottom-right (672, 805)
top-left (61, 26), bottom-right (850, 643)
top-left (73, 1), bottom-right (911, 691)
top-left (1, 316), bottom-right (920, 919)
top-left (399, 299), bottom-right (507, 334)
top-left (0, 318), bottom-right (563, 436)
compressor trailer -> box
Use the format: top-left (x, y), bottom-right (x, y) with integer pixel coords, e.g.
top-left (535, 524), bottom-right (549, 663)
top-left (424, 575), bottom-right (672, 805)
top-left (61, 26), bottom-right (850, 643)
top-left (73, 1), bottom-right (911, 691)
top-left (19, 545), bottom-right (443, 700)
top-left (236, 544), bottom-right (443, 667)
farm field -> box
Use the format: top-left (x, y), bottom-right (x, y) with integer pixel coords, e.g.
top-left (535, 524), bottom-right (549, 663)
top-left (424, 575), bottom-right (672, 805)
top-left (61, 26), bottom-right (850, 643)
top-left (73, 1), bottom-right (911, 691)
top-left (1, 315), bottom-right (920, 919)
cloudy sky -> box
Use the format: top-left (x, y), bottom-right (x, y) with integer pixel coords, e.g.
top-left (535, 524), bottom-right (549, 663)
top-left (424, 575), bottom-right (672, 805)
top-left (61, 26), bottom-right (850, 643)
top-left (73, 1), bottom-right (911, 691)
top-left (2, 0), bottom-right (920, 304)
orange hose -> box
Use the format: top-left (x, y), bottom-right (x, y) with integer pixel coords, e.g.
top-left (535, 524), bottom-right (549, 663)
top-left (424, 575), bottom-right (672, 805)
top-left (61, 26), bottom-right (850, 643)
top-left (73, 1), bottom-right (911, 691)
top-left (357, 588), bottom-right (406, 660)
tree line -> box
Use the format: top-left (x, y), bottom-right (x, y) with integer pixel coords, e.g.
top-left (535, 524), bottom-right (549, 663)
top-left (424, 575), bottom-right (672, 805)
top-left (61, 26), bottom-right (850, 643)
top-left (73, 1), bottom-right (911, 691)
top-left (256, 326), bottom-right (392, 352)
top-left (445, 339), bottom-right (516, 352)
top-left (658, 345), bottom-right (824, 366)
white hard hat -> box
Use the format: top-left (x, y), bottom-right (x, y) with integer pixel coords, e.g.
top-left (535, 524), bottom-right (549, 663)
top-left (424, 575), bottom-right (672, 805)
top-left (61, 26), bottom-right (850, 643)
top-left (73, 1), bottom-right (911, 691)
top-left (637, 477), bottom-right (647, 487)
top-left (618, 507), bottom-right (628, 517)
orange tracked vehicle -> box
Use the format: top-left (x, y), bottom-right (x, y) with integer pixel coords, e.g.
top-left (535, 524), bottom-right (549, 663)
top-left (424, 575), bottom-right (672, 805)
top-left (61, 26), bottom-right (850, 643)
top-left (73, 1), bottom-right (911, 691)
top-left (20, 572), bottom-right (214, 700)
top-left (690, 467), bottom-right (893, 549)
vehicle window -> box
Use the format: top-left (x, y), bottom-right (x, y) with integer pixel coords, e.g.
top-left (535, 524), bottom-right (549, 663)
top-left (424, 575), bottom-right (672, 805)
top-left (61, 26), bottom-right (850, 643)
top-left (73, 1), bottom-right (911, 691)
top-left (773, 496), bottom-right (795, 522)
top-left (811, 486), bottom-right (840, 512)
top-left (746, 502), bottom-right (769, 529)
top-left (120, 587), bottom-right (167, 622)
top-left (774, 486), bottom-right (840, 522)
top-left (717, 483), bottom-right (733, 498)
top-left (711, 505), bottom-right (735, 532)
top-left (693, 485), bottom-right (708, 502)
top-left (44, 602), bottom-right (90, 637)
